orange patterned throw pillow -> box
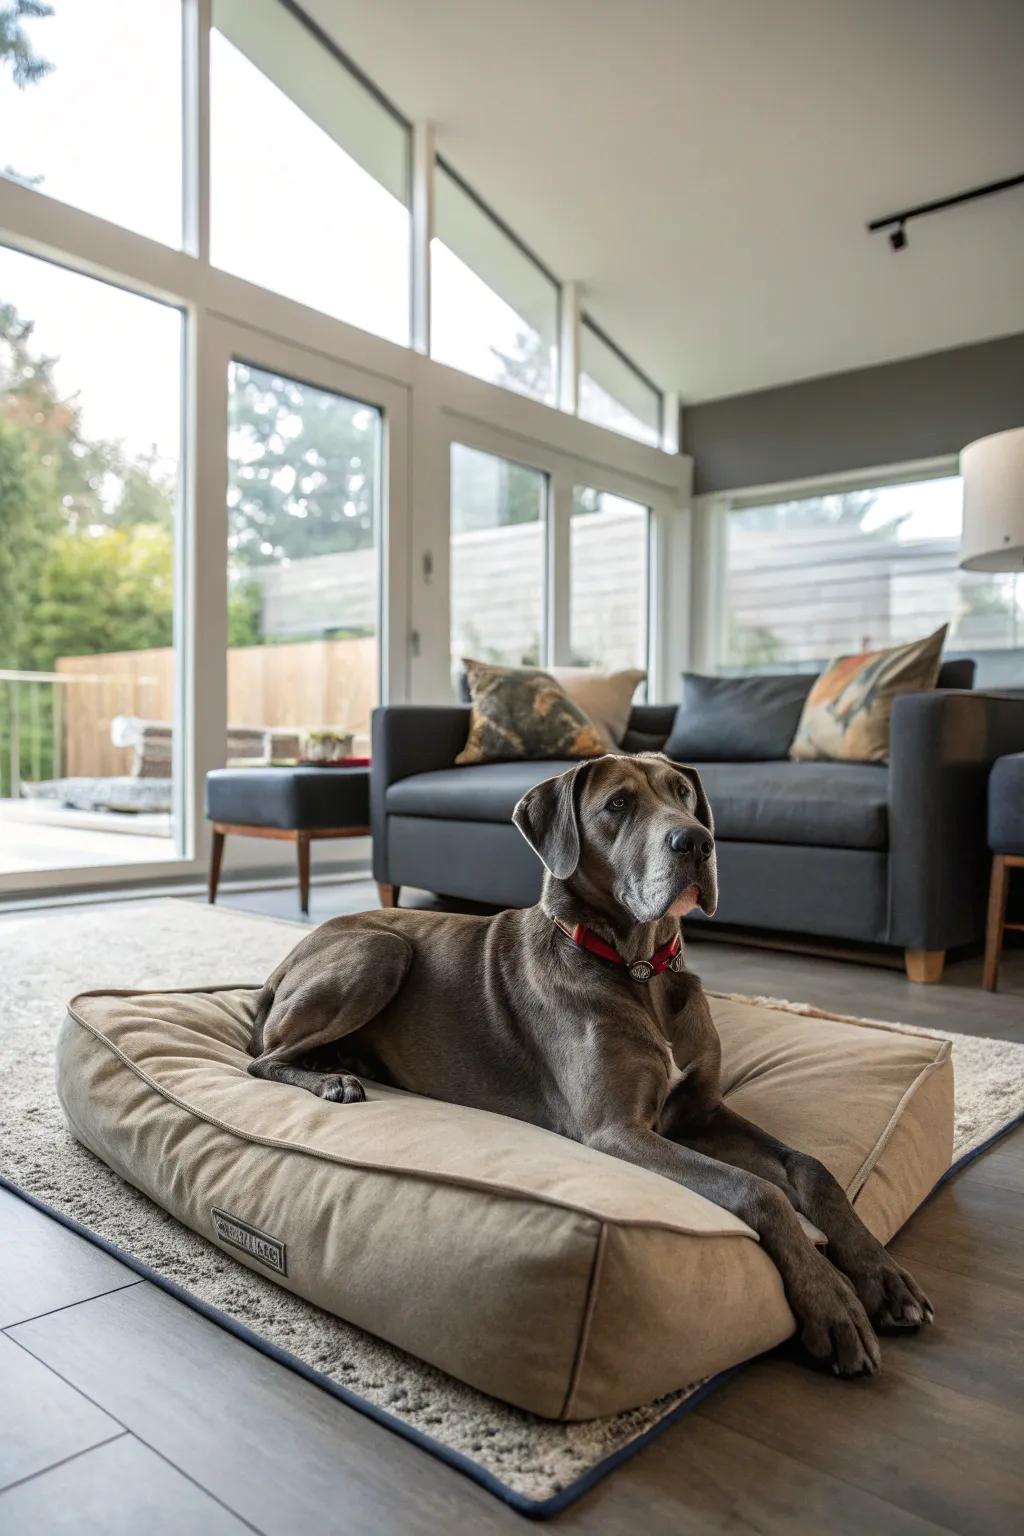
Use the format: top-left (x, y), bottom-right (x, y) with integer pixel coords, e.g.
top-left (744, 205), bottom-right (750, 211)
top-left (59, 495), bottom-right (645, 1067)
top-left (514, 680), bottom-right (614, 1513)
top-left (789, 626), bottom-right (947, 764)
top-left (456, 659), bottom-right (608, 765)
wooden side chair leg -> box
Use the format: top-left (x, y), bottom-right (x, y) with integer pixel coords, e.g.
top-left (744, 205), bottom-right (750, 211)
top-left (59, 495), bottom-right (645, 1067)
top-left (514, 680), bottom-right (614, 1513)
top-left (377, 883), bottom-right (400, 909)
top-left (983, 854), bottom-right (1009, 992)
top-left (297, 832), bottom-right (311, 916)
top-left (208, 829), bottom-right (225, 904)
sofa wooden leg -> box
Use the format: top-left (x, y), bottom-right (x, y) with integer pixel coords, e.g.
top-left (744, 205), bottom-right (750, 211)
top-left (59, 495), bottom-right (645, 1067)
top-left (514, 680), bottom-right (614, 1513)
top-left (377, 882), bottom-right (400, 909)
top-left (904, 948), bottom-right (945, 984)
top-left (297, 832), bottom-right (311, 916)
top-left (208, 829), bottom-right (225, 904)
top-left (983, 855), bottom-right (1009, 992)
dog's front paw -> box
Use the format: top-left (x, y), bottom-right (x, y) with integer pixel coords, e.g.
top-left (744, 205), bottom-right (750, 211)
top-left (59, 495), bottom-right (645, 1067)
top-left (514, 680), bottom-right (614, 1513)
top-left (315, 1073), bottom-right (366, 1104)
top-left (847, 1254), bottom-right (934, 1331)
top-left (798, 1264), bottom-right (881, 1378)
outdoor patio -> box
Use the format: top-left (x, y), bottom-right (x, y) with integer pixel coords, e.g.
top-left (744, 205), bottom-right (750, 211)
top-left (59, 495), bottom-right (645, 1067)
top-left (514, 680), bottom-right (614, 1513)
top-left (0, 798), bottom-right (174, 877)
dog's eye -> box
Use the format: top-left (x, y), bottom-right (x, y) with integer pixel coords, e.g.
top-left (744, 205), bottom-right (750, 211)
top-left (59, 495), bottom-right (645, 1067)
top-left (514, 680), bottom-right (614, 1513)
top-left (608, 795), bottom-right (627, 811)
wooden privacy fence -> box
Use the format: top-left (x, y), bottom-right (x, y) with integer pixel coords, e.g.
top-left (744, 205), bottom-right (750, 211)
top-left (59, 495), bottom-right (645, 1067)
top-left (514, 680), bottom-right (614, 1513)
top-left (55, 636), bottom-right (377, 778)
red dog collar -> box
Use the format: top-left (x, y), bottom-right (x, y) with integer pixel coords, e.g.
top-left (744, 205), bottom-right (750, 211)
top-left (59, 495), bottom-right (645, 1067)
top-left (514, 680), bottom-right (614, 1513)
top-left (553, 918), bottom-right (684, 983)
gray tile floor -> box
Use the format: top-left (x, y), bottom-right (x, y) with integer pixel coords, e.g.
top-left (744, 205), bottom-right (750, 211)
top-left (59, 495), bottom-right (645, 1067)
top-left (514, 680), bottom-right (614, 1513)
top-left (2, 879), bottom-right (1022, 1534)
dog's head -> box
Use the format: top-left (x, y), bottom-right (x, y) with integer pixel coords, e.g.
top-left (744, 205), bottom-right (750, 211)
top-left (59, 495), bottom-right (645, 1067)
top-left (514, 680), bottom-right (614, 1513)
top-left (512, 753), bottom-right (717, 924)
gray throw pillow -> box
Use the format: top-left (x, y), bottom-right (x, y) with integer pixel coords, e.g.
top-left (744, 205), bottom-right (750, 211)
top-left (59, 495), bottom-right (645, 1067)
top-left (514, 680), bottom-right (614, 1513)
top-left (665, 673), bottom-right (813, 762)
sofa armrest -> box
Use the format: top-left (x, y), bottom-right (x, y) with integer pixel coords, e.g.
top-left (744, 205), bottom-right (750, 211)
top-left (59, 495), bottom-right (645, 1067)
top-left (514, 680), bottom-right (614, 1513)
top-left (888, 690), bottom-right (1024, 950)
top-left (370, 706), bottom-right (470, 881)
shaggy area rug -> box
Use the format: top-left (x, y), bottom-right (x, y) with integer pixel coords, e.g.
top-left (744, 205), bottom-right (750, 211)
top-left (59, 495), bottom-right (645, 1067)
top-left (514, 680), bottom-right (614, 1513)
top-left (2, 899), bottom-right (1022, 1517)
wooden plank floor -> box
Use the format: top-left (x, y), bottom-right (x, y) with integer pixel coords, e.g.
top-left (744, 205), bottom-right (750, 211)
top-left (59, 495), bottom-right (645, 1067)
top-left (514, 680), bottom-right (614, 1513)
top-left (2, 880), bottom-right (1022, 1534)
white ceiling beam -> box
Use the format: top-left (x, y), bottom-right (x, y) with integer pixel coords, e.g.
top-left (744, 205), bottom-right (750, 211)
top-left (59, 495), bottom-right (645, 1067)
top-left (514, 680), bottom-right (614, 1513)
top-left (411, 120), bottom-right (435, 356)
top-left (559, 280), bottom-right (580, 415)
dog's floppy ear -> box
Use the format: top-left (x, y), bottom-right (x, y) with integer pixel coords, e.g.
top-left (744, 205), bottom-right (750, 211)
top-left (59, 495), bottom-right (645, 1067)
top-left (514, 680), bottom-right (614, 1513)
top-left (512, 762), bottom-right (592, 880)
top-left (664, 758), bottom-right (718, 916)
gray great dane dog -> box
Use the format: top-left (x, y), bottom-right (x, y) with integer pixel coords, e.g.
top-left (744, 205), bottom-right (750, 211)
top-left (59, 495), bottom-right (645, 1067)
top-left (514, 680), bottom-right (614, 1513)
top-left (249, 753), bottom-right (932, 1377)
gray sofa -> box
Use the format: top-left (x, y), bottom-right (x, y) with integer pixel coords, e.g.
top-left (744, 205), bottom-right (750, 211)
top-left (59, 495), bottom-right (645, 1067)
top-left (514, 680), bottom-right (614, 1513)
top-left (371, 669), bottom-right (1024, 981)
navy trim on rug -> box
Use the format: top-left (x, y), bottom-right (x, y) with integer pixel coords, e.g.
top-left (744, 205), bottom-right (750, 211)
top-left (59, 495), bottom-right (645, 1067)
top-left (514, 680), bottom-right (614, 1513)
top-left (3, 1108), bottom-right (1021, 1519)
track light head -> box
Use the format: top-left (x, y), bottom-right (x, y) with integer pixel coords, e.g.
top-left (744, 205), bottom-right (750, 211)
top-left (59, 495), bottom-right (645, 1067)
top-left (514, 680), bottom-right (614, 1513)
top-left (889, 222), bottom-right (908, 251)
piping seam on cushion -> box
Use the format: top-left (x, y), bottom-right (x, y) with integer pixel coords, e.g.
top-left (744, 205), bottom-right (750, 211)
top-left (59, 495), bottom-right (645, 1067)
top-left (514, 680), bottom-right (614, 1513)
top-left (559, 1222), bottom-right (608, 1420)
top-left (847, 1043), bottom-right (952, 1202)
top-left (63, 999), bottom-right (758, 1243)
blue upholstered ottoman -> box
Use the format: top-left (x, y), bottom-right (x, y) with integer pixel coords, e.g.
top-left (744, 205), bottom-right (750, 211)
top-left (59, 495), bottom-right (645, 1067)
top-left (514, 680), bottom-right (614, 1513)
top-left (205, 767), bottom-right (370, 914)
top-left (984, 753), bottom-right (1024, 990)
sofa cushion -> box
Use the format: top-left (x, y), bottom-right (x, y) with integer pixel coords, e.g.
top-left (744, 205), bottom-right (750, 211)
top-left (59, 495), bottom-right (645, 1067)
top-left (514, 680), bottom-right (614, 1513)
top-left (57, 986), bottom-right (952, 1420)
top-left (387, 761), bottom-right (578, 822)
top-left (666, 673), bottom-right (813, 761)
top-left (389, 759), bottom-right (890, 850)
top-left (696, 761), bottom-right (890, 849)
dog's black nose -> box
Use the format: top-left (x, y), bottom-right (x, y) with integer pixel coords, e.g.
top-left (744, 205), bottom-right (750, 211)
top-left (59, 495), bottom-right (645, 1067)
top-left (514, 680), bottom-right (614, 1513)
top-left (668, 826), bottom-right (714, 860)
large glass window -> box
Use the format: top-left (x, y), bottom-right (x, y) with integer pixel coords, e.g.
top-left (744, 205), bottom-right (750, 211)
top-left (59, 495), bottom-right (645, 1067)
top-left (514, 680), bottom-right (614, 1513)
top-left (0, 246), bottom-right (183, 873)
top-left (570, 488), bottom-right (649, 671)
top-left (579, 319), bottom-right (662, 447)
top-left (449, 444), bottom-right (547, 674)
top-left (432, 164), bottom-right (559, 405)
top-left (211, 0), bottom-right (410, 345)
top-left (226, 361), bottom-right (381, 755)
top-left (0, 0), bottom-right (183, 247)
top-left (721, 475), bottom-right (1024, 685)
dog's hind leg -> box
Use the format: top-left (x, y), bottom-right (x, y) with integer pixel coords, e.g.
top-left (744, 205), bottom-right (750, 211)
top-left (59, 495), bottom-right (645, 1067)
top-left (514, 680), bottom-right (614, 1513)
top-left (248, 929), bottom-right (412, 1103)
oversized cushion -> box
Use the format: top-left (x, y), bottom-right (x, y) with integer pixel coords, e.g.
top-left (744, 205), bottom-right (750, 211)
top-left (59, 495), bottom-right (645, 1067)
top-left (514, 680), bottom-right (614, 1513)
top-left (388, 759), bottom-right (890, 849)
top-left (666, 673), bottom-right (812, 762)
top-left (56, 988), bottom-right (953, 1421)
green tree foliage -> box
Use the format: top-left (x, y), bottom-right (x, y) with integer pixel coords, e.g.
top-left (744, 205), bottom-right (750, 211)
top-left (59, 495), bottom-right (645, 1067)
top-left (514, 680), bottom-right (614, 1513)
top-left (0, 301), bottom-right (178, 672)
top-left (227, 576), bottom-right (264, 647)
top-left (26, 523), bottom-right (174, 666)
top-left (0, 413), bottom-right (58, 667)
top-left (0, 1), bottom-right (52, 88)
top-left (228, 362), bottom-right (378, 568)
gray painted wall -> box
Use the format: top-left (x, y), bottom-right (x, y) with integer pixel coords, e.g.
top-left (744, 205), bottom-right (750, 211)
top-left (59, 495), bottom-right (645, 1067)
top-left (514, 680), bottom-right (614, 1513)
top-left (681, 331), bottom-right (1024, 495)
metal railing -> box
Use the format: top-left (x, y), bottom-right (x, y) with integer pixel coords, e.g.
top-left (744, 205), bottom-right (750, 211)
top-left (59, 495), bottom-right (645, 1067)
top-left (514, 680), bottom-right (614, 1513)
top-left (0, 669), bottom-right (146, 799)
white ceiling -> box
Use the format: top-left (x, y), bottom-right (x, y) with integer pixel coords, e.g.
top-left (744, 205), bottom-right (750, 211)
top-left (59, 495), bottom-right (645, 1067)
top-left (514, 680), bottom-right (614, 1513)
top-left (303, 0), bottom-right (1024, 404)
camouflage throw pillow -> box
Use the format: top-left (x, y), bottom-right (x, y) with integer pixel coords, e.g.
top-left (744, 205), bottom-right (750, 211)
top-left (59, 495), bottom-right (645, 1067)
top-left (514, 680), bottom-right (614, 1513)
top-left (456, 660), bottom-right (608, 765)
top-left (789, 625), bottom-right (947, 765)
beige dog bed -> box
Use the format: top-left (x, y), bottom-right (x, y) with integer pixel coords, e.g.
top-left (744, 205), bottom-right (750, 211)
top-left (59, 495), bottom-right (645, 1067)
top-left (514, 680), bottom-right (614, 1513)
top-left (56, 986), bottom-right (953, 1419)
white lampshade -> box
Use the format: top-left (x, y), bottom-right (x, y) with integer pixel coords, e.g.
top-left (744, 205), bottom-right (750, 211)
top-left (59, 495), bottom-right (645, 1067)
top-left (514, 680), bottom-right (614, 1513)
top-left (959, 426), bottom-right (1024, 571)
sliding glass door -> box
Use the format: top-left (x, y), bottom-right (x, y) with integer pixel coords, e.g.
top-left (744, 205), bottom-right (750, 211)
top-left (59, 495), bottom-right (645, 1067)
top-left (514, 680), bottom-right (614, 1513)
top-left (449, 444), bottom-right (549, 679)
top-left (570, 488), bottom-right (650, 673)
top-left (191, 319), bottom-right (408, 815)
top-left (0, 245), bottom-right (184, 877)
top-left (225, 361), bottom-right (384, 757)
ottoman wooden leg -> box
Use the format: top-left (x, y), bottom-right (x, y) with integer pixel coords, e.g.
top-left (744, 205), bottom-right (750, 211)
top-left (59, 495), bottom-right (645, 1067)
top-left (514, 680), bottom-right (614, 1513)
top-left (983, 855), bottom-right (1010, 992)
top-left (904, 949), bottom-right (945, 984)
top-left (208, 829), bottom-right (225, 904)
top-left (377, 883), bottom-right (400, 909)
top-left (297, 832), bottom-right (311, 916)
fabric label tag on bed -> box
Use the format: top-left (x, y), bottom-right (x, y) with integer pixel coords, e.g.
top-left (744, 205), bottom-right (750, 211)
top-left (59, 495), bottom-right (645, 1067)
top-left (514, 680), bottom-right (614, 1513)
top-left (212, 1208), bottom-right (288, 1275)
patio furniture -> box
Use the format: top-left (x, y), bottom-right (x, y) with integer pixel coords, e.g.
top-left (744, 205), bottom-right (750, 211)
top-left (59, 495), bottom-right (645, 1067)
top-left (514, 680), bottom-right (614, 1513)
top-left (205, 766), bottom-right (371, 914)
top-left (112, 717), bottom-right (303, 778)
